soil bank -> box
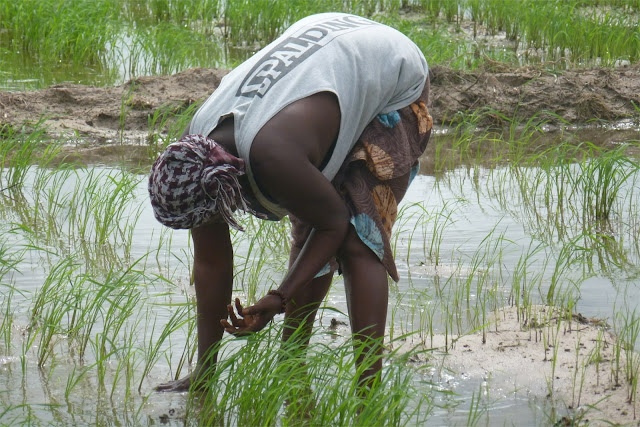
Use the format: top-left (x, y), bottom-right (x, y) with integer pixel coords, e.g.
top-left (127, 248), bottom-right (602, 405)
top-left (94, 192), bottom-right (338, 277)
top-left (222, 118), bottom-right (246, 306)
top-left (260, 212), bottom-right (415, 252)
top-left (2, 65), bottom-right (640, 146)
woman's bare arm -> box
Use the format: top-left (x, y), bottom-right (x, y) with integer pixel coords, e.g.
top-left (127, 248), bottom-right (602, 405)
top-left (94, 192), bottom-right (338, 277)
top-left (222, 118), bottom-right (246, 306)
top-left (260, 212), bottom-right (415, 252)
top-left (221, 92), bottom-right (349, 335)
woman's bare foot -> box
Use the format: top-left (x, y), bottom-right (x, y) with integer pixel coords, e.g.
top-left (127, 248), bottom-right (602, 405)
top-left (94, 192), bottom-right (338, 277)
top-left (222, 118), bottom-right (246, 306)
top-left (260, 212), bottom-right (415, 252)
top-left (155, 374), bottom-right (193, 392)
top-left (155, 368), bottom-right (210, 392)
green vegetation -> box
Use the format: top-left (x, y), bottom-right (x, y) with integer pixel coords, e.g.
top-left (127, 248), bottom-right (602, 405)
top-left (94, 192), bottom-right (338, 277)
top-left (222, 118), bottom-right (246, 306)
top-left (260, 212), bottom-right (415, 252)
top-left (1, 117), bottom-right (639, 424)
top-left (2, 0), bottom-right (640, 89)
top-left (1, 0), bottom-right (640, 424)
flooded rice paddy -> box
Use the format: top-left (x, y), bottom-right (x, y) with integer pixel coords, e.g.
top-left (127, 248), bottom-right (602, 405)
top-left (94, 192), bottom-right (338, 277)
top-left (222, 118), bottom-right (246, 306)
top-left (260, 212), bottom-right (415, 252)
top-left (3, 0), bottom-right (640, 424)
top-left (1, 128), bottom-right (639, 425)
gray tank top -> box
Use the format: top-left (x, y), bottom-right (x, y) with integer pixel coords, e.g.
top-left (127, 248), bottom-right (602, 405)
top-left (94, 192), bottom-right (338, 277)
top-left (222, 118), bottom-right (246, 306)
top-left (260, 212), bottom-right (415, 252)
top-left (190, 12), bottom-right (428, 218)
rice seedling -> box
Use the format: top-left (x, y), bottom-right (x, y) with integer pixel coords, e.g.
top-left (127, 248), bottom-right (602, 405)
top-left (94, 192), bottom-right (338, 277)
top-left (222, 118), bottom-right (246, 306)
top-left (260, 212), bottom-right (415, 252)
top-left (0, 0), bottom-right (120, 65)
top-left (589, 328), bottom-right (606, 388)
top-left (138, 303), bottom-right (192, 392)
top-left (232, 215), bottom-right (290, 304)
top-left (573, 143), bottom-right (639, 224)
top-left (0, 230), bottom-right (26, 352)
top-left (168, 298), bottom-right (198, 381)
top-left (617, 307), bottom-right (640, 399)
top-left (28, 256), bottom-right (82, 368)
top-left (146, 100), bottom-right (202, 157)
top-left (571, 331), bottom-right (587, 409)
top-left (508, 241), bottom-right (546, 323)
top-left (466, 382), bottom-right (489, 427)
top-left (0, 118), bottom-right (49, 191)
top-left (393, 202), bottom-right (429, 266)
top-left (546, 234), bottom-right (588, 306)
top-left (190, 323), bottom-right (434, 426)
top-left (61, 167), bottom-right (143, 271)
top-left (427, 200), bottom-right (460, 267)
top-left (1, 2), bottom-right (639, 421)
top-left (2, 0), bottom-right (640, 91)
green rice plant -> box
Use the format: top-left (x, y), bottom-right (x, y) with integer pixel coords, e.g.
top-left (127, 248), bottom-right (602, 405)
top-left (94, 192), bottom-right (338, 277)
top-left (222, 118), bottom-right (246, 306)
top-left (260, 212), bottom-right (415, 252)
top-left (396, 202), bottom-right (429, 266)
top-left (0, 0), bottom-right (120, 66)
top-left (27, 256), bottom-right (81, 368)
top-left (466, 382), bottom-right (489, 427)
top-left (0, 226), bottom-right (24, 282)
top-left (233, 216), bottom-right (290, 304)
top-left (64, 167), bottom-right (143, 272)
top-left (546, 233), bottom-right (588, 305)
top-left (138, 303), bottom-right (192, 392)
top-left (0, 118), bottom-right (49, 191)
top-left (544, 304), bottom-right (567, 398)
top-left (146, 100), bottom-right (202, 157)
top-left (617, 308), bottom-right (640, 392)
top-left (630, 359), bottom-right (639, 417)
top-left (4, 0), bottom-right (640, 91)
top-left (0, 403), bottom-right (62, 426)
top-left (120, 0), bottom-right (222, 29)
top-left (572, 143), bottom-right (639, 224)
top-left (427, 200), bottom-right (459, 267)
top-left (168, 298), bottom-right (198, 381)
top-left (588, 328), bottom-right (606, 388)
top-left (454, 224), bottom-right (509, 340)
top-left (455, 0), bottom-right (640, 67)
top-left (418, 292), bottom-right (437, 347)
top-left (433, 109), bottom-right (496, 174)
top-left (120, 19), bottom-right (225, 80)
top-left (508, 241), bottom-right (546, 323)
top-left (571, 330), bottom-right (587, 409)
top-left (31, 166), bottom-right (76, 243)
top-left (0, 286), bottom-right (15, 352)
top-left (93, 274), bottom-right (145, 378)
top-left (381, 17), bottom-right (476, 70)
top-left (191, 324), bottom-right (434, 426)
top-left (64, 362), bottom-right (97, 401)
top-left (388, 289), bottom-right (405, 342)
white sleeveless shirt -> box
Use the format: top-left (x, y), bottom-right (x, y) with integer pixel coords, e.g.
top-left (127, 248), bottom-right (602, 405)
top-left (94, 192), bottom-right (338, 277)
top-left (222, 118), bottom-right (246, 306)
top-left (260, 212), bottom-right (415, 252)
top-left (189, 13), bottom-right (428, 218)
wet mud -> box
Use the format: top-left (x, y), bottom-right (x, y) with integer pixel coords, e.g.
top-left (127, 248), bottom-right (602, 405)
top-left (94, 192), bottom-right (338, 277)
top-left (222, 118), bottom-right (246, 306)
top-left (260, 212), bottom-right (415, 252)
top-left (1, 64), bottom-right (640, 145)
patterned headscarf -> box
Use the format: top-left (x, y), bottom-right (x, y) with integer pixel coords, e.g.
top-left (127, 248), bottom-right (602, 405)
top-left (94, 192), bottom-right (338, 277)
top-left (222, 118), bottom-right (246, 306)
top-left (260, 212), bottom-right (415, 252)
top-left (148, 134), bottom-right (254, 231)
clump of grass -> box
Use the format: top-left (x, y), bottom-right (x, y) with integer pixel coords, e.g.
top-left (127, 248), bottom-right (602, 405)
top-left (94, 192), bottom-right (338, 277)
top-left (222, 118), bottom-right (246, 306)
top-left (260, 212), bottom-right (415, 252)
top-left (0, 0), bottom-right (121, 66)
top-left (5, 0), bottom-right (640, 90)
top-left (0, 118), bottom-right (50, 191)
top-left (146, 100), bottom-right (202, 157)
top-left (415, 0), bottom-right (640, 67)
top-left (189, 325), bottom-right (435, 426)
top-left (574, 143), bottom-right (639, 224)
top-left (0, 232), bottom-right (25, 353)
top-left (221, 214), bottom-right (292, 304)
top-left (63, 167), bottom-right (143, 271)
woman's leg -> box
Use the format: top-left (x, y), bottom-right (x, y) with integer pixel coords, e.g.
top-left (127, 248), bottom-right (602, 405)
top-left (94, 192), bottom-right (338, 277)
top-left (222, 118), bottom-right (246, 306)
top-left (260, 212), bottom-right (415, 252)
top-left (338, 226), bottom-right (389, 385)
top-left (282, 274), bottom-right (333, 346)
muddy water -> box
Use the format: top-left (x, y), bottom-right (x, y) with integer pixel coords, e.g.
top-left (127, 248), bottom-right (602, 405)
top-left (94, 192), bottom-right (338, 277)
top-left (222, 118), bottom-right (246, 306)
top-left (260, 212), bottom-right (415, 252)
top-left (1, 138), bottom-right (639, 424)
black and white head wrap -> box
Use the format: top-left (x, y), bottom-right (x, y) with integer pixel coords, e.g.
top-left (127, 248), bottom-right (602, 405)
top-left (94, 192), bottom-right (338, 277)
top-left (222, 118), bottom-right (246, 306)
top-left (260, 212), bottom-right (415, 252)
top-left (148, 134), bottom-right (259, 231)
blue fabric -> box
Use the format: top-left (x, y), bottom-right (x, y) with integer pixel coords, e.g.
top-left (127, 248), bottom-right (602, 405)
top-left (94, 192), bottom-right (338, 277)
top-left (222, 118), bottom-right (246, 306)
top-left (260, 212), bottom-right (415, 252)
top-left (313, 212), bottom-right (386, 278)
top-left (409, 162), bottom-right (420, 185)
top-left (314, 262), bottom-right (332, 278)
top-left (350, 213), bottom-right (385, 261)
top-left (376, 110), bottom-right (401, 129)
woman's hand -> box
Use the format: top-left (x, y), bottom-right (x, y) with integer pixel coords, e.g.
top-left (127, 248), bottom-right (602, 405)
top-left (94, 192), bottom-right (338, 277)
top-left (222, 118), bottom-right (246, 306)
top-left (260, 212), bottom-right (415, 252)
top-left (220, 296), bottom-right (282, 336)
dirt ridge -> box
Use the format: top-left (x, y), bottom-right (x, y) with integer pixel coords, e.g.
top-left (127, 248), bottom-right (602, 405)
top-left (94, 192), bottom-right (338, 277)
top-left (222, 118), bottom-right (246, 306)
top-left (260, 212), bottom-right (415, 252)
top-left (1, 65), bottom-right (640, 144)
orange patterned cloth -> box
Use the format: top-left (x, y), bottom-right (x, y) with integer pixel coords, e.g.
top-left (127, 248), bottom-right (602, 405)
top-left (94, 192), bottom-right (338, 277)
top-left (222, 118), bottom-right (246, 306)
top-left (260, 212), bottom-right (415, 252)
top-left (290, 79), bottom-right (432, 281)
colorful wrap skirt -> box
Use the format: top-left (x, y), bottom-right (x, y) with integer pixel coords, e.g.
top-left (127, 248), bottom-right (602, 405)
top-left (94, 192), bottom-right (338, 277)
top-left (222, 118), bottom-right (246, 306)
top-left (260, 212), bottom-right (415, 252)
top-left (289, 79), bottom-right (433, 282)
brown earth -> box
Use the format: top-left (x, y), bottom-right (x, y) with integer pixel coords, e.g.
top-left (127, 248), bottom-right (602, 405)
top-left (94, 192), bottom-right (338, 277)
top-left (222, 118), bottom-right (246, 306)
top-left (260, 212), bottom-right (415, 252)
top-left (1, 64), bottom-right (640, 146)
